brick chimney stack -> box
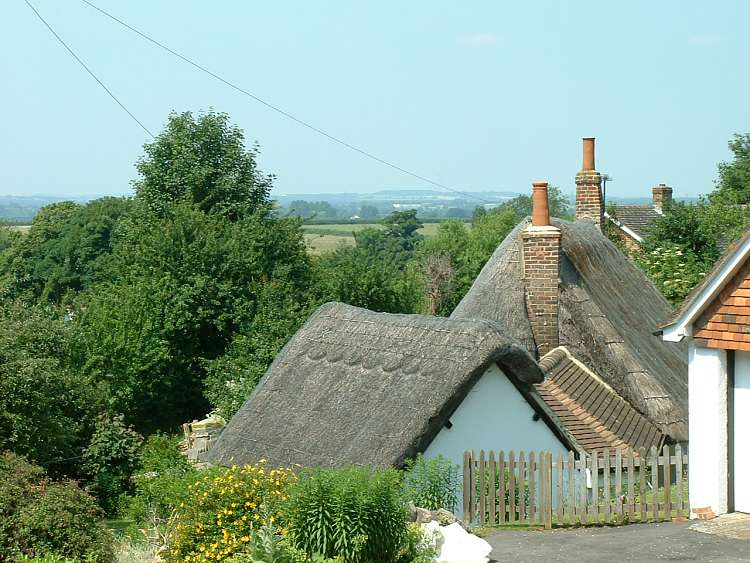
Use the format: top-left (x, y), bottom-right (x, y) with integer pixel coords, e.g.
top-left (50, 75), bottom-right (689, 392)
top-left (575, 137), bottom-right (603, 227)
top-left (522, 181), bottom-right (561, 357)
top-left (652, 184), bottom-right (673, 213)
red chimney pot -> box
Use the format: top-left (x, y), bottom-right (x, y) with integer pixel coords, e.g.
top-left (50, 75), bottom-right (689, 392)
top-left (582, 137), bottom-right (595, 171)
top-left (531, 181), bottom-right (550, 226)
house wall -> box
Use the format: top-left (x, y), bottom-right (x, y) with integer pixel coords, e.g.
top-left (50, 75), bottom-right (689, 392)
top-left (688, 343), bottom-right (729, 518)
top-left (424, 363), bottom-right (567, 475)
top-left (693, 259), bottom-right (750, 351)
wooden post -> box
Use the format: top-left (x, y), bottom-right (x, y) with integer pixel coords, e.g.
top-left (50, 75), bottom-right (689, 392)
top-left (615, 448), bottom-right (623, 523)
top-left (568, 450), bottom-right (575, 523)
top-left (556, 452), bottom-right (564, 525)
top-left (498, 451), bottom-right (506, 524)
top-left (627, 450), bottom-right (635, 519)
top-left (579, 455), bottom-right (587, 524)
top-left (519, 451), bottom-right (526, 523)
top-left (463, 450), bottom-right (472, 525)
top-left (603, 448), bottom-right (611, 523)
top-left (650, 445), bottom-right (659, 521)
top-left (509, 451), bottom-right (516, 524)
top-left (479, 450), bottom-right (486, 525)
top-left (489, 451), bottom-right (497, 525)
top-left (675, 444), bottom-right (684, 518)
top-left (591, 450), bottom-right (599, 523)
top-left (639, 447), bottom-right (647, 522)
top-left (547, 452), bottom-right (552, 528)
top-left (528, 451), bottom-right (536, 524)
top-left (663, 444), bottom-right (672, 520)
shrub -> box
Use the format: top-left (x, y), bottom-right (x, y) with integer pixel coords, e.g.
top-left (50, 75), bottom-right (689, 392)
top-left (166, 461), bottom-right (295, 562)
top-left (83, 413), bottom-right (144, 515)
top-left (285, 467), bottom-right (407, 563)
top-left (402, 454), bottom-right (460, 512)
top-left (126, 433), bottom-right (196, 530)
top-left (0, 452), bottom-right (114, 562)
top-left (15, 481), bottom-right (114, 562)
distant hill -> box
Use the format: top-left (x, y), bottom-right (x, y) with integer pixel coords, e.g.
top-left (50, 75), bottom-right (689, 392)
top-left (0, 196), bottom-right (66, 223)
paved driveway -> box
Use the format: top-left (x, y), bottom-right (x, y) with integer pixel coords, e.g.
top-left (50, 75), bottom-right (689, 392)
top-left (486, 520), bottom-right (750, 562)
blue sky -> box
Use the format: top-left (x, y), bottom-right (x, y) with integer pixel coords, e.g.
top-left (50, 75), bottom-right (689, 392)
top-left (3, 1), bottom-right (749, 198)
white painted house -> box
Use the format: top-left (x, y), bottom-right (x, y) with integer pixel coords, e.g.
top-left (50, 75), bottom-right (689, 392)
top-left (660, 228), bottom-right (750, 518)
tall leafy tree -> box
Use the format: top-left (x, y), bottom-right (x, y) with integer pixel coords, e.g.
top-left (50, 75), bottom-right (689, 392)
top-left (134, 111), bottom-right (273, 219)
top-left (714, 133), bottom-right (750, 204)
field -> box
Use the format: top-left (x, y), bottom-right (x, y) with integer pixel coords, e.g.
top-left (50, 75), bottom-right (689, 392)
top-left (301, 222), bottom-right (456, 254)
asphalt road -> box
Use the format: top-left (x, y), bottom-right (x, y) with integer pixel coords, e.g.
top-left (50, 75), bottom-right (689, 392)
top-left (486, 521), bottom-right (750, 562)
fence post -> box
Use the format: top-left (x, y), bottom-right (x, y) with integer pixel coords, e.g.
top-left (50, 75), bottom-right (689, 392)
top-left (479, 450), bottom-right (486, 525)
top-left (463, 450), bottom-right (472, 526)
top-left (544, 452), bottom-right (553, 529)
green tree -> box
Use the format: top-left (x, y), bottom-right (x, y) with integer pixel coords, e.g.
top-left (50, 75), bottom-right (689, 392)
top-left (72, 204), bottom-right (312, 432)
top-left (714, 133), bottom-right (750, 204)
top-left (134, 111), bottom-right (273, 219)
top-left (0, 301), bottom-right (98, 475)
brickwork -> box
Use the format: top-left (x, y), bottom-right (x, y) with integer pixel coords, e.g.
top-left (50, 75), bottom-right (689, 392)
top-left (575, 170), bottom-right (603, 227)
top-left (652, 184), bottom-right (673, 212)
top-left (521, 226), bottom-right (561, 356)
top-left (693, 259), bottom-right (750, 352)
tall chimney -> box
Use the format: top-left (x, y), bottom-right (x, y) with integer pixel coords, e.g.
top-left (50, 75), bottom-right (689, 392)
top-left (522, 181), bottom-right (561, 357)
top-left (652, 183), bottom-right (673, 212)
top-left (575, 137), bottom-right (603, 227)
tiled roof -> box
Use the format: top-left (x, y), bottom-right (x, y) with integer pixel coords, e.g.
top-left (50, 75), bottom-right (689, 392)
top-left (534, 347), bottom-right (665, 454)
top-left (610, 205), bottom-right (660, 239)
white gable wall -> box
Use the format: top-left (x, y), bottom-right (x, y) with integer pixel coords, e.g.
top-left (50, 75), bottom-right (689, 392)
top-left (424, 363), bottom-right (567, 472)
top-left (688, 343), bottom-right (729, 517)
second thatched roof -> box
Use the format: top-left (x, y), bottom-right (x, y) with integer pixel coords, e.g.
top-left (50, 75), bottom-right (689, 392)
top-left (452, 218), bottom-right (688, 441)
top-left (206, 302), bottom-right (543, 469)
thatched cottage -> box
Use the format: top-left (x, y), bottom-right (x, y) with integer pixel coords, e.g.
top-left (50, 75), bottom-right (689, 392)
top-left (208, 138), bottom-right (687, 471)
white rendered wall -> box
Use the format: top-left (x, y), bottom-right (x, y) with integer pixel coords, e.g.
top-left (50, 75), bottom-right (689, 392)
top-left (424, 363), bottom-right (567, 472)
top-left (688, 343), bottom-right (729, 517)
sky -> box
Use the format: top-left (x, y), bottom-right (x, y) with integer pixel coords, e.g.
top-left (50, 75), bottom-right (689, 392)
top-left (3, 1), bottom-right (749, 199)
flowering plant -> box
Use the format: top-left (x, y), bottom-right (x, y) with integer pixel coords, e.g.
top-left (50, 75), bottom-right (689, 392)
top-left (166, 460), bottom-right (295, 562)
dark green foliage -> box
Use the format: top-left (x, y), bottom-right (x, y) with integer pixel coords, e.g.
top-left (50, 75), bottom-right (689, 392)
top-left (82, 413), bottom-right (143, 515)
top-left (418, 208), bottom-right (520, 315)
top-left (285, 467), bottom-right (407, 562)
top-left (204, 283), bottom-right (310, 417)
top-left (0, 301), bottom-right (97, 475)
top-left (402, 454), bottom-right (460, 512)
top-left (714, 133), bottom-right (750, 204)
top-left (0, 452), bottom-right (114, 562)
top-left (134, 111), bottom-right (273, 219)
top-left (354, 210), bottom-right (424, 267)
top-left (126, 433), bottom-right (196, 527)
top-left (15, 482), bottom-right (114, 562)
top-left (72, 204), bottom-right (312, 432)
top-left (0, 197), bottom-right (132, 304)
top-left (314, 247), bottom-right (424, 314)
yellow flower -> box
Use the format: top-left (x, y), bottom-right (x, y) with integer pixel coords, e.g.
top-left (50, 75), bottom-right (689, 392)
top-left (241, 535), bottom-right (250, 542)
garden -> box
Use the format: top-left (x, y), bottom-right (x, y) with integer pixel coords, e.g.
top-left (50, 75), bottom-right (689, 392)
top-left (0, 441), bottom-right (470, 563)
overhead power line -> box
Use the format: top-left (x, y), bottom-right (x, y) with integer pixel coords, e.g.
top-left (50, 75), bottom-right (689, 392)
top-left (24, 0), bottom-right (154, 138)
top-left (79, 0), bottom-right (488, 204)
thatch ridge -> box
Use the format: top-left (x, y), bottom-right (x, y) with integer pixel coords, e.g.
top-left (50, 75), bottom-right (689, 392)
top-left (207, 302), bottom-right (543, 469)
top-left (452, 217), bottom-right (688, 441)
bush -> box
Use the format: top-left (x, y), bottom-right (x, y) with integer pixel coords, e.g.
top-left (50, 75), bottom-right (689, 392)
top-left (83, 413), bottom-right (144, 515)
top-left (15, 481), bottom-right (114, 562)
top-left (402, 454), bottom-right (460, 512)
top-left (0, 452), bottom-right (114, 562)
top-left (285, 467), bottom-right (407, 563)
top-left (166, 461), bottom-right (295, 562)
top-left (126, 433), bottom-right (196, 530)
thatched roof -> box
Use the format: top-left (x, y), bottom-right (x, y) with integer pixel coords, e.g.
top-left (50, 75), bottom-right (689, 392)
top-left (452, 218), bottom-right (688, 441)
top-left (207, 302), bottom-right (543, 469)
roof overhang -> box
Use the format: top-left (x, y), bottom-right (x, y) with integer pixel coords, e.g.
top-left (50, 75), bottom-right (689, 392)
top-left (661, 232), bottom-right (750, 342)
